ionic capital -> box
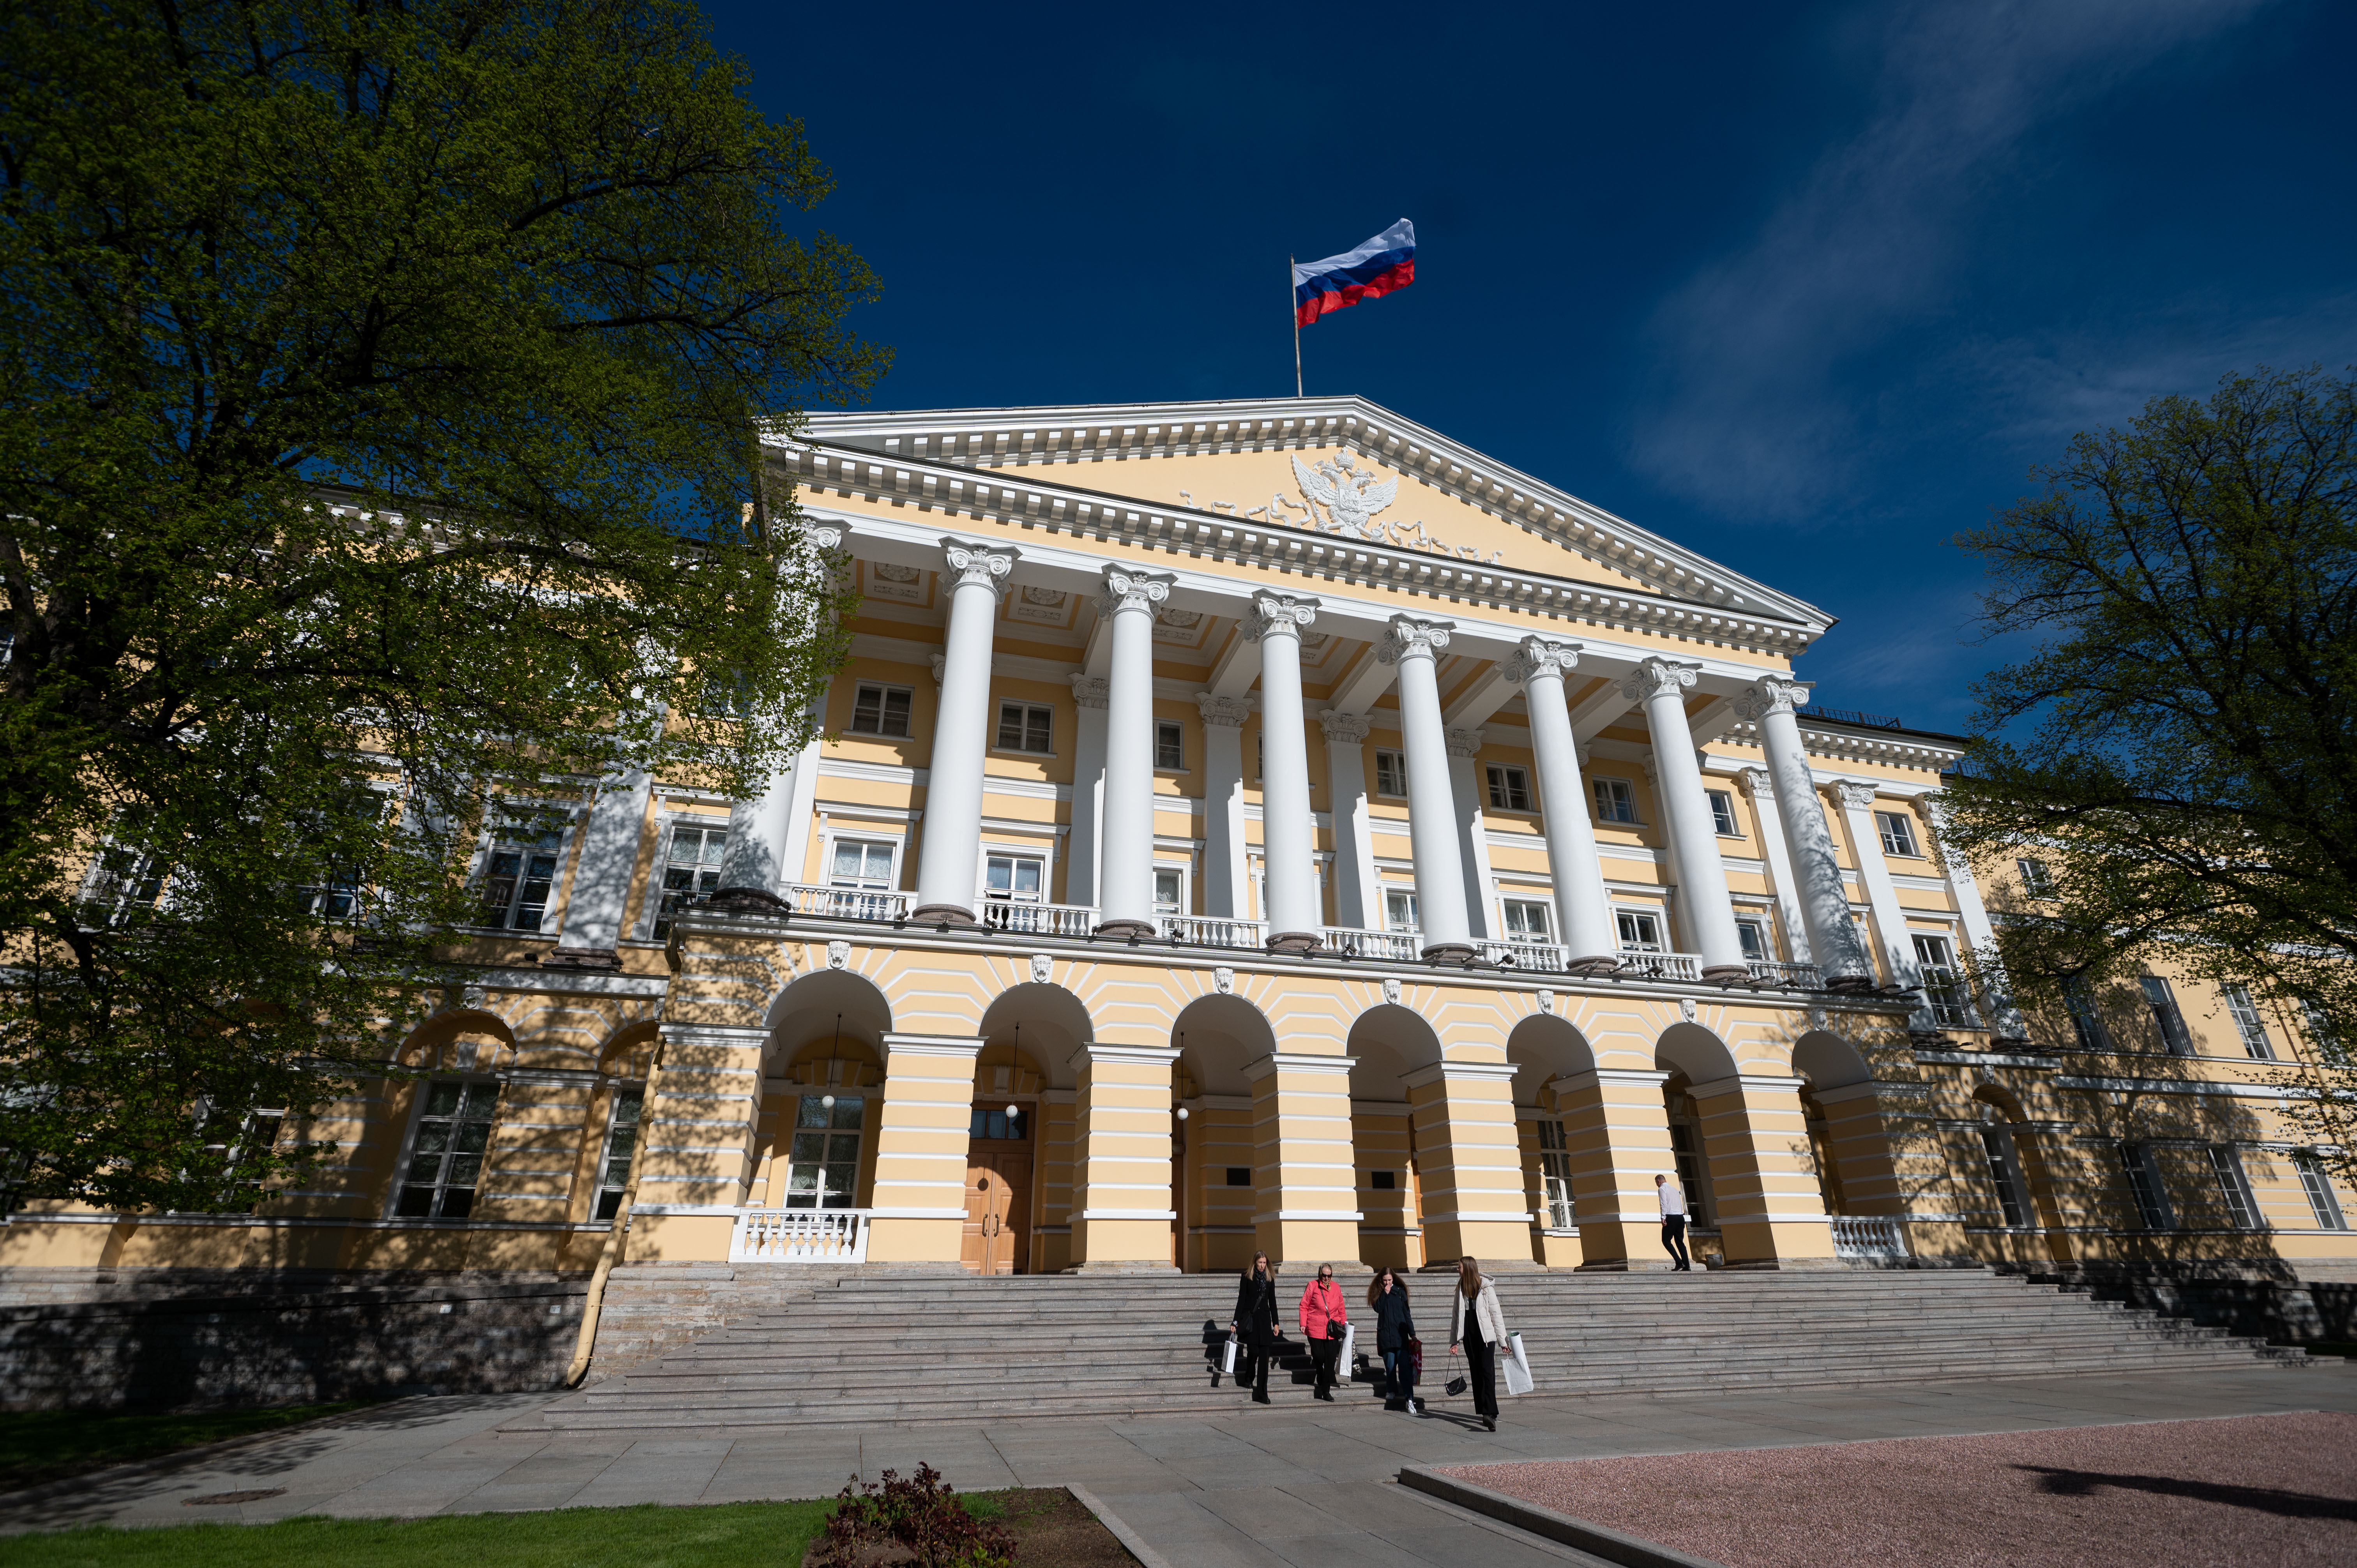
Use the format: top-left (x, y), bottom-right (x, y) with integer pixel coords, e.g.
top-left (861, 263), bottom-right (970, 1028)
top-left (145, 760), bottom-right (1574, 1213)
top-left (1195, 692), bottom-right (1252, 728)
top-left (1620, 657), bottom-right (1700, 705)
top-left (1832, 780), bottom-right (1880, 812)
top-left (940, 537), bottom-right (1018, 597)
top-left (1445, 727), bottom-right (1486, 759)
top-left (1069, 674), bottom-right (1110, 711)
top-left (1095, 565), bottom-right (1175, 618)
top-left (1243, 592), bottom-right (1319, 643)
top-left (1378, 614), bottom-right (1452, 666)
top-left (1733, 675), bottom-right (1812, 722)
top-left (1318, 709), bottom-right (1371, 745)
top-left (807, 522), bottom-right (849, 553)
top-left (1737, 765), bottom-right (1776, 800)
top-left (1503, 636), bottom-right (1582, 685)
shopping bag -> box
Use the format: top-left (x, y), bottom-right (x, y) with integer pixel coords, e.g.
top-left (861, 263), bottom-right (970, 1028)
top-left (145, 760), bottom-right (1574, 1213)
top-left (1338, 1323), bottom-right (1356, 1381)
top-left (1221, 1334), bottom-right (1239, 1377)
top-left (1502, 1331), bottom-right (1534, 1398)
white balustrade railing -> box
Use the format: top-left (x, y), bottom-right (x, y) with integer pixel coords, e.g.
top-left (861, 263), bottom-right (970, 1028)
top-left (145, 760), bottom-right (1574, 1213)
top-left (1159, 914), bottom-right (1268, 949)
top-left (1475, 939), bottom-right (1567, 971)
top-left (1612, 951), bottom-right (1705, 983)
top-left (1322, 927), bottom-right (1423, 961)
top-left (780, 884), bottom-right (910, 922)
top-left (1746, 959), bottom-right (1825, 990)
top-left (1829, 1215), bottom-right (1908, 1260)
top-left (979, 899), bottom-right (1097, 937)
top-left (731, 1206), bottom-right (870, 1263)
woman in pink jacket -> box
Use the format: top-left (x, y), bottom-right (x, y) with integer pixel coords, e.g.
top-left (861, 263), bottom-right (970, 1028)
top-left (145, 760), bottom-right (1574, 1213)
top-left (1297, 1263), bottom-right (1348, 1402)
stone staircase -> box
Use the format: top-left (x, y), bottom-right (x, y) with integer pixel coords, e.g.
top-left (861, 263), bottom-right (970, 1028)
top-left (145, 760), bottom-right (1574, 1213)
top-left (503, 1266), bottom-right (2316, 1437)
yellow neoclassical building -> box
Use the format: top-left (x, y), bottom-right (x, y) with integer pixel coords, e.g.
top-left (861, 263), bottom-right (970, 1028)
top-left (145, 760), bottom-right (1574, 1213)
top-left (7, 395), bottom-right (2353, 1293)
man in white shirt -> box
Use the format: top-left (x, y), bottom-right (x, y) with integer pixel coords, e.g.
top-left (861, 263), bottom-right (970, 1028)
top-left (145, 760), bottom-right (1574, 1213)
top-left (1656, 1172), bottom-right (1693, 1271)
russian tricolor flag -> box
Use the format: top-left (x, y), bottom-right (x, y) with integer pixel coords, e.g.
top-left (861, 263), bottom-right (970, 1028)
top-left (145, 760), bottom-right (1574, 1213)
top-left (1293, 219), bottom-right (1415, 328)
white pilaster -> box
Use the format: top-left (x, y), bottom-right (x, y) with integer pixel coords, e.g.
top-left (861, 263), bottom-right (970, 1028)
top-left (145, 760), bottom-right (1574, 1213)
top-left (1738, 766), bottom-right (1812, 964)
top-left (911, 537), bottom-right (1016, 923)
top-left (1445, 727), bottom-right (1500, 940)
top-left (1734, 678), bottom-right (1876, 988)
top-left (1319, 710), bottom-right (1378, 930)
top-left (1095, 565), bottom-right (1175, 936)
top-left (1621, 659), bottom-right (1747, 979)
top-left (548, 758), bottom-right (651, 965)
top-left (1247, 593), bottom-right (1322, 949)
top-left (1065, 675), bottom-right (1109, 908)
top-left (1835, 780), bottom-right (1922, 1002)
top-left (1930, 796), bottom-right (2029, 1042)
top-left (1378, 615), bottom-right (1473, 960)
top-left (1504, 637), bottom-right (1618, 967)
top-left (716, 754), bottom-right (801, 906)
top-left (1196, 692), bottom-right (1251, 918)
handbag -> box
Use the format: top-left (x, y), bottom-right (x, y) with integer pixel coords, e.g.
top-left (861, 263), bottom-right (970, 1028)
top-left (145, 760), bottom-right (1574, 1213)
top-left (1445, 1374), bottom-right (1468, 1397)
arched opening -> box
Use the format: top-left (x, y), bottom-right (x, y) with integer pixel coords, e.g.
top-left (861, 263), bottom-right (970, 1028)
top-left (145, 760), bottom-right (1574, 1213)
top-left (756, 970), bottom-right (894, 1215)
top-left (1506, 1017), bottom-right (1598, 1250)
top-left (1791, 1030), bottom-right (1876, 1216)
top-left (976, 982), bottom-right (1096, 1273)
top-left (1173, 994), bottom-right (1279, 1274)
top-left (576, 1023), bottom-right (660, 1227)
top-left (1972, 1084), bottom-right (2071, 1264)
top-left (1348, 1006), bottom-right (1445, 1272)
top-left (1654, 1023), bottom-right (1741, 1251)
top-left (384, 1010), bottom-right (517, 1225)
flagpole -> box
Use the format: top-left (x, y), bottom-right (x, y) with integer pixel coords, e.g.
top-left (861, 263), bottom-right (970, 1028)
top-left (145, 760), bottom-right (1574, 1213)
top-left (1290, 254), bottom-right (1303, 397)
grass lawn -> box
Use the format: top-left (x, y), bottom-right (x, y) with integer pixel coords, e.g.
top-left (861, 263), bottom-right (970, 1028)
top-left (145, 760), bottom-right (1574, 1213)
top-left (5, 1501), bottom-right (837, 1567)
top-left (0, 1404), bottom-right (371, 1494)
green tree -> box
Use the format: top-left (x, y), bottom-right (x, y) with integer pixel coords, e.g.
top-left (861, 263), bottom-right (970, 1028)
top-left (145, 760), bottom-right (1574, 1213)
top-left (1941, 367), bottom-right (2357, 1175)
top-left (0, 0), bottom-right (883, 1211)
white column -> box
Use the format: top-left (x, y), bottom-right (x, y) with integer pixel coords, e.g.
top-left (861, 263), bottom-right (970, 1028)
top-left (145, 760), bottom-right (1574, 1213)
top-left (548, 759), bottom-right (651, 966)
top-left (911, 537), bottom-right (1016, 923)
top-left (1249, 593), bottom-right (1322, 950)
top-left (1378, 615), bottom-right (1474, 960)
top-left (1738, 766), bottom-right (1812, 964)
top-left (716, 757), bottom-right (800, 907)
top-left (1620, 658), bottom-right (1747, 979)
top-left (1319, 710), bottom-right (1378, 930)
top-left (1065, 675), bottom-right (1110, 908)
top-left (1504, 637), bottom-right (1617, 968)
top-left (1835, 780), bottom-right (1923, 1001)
top-left (1445, 728), bottom-right (1501, 939)
top-left (1196, 692), bottom-right (1251, 917)
top-left (1095, 565), bottom-right (1175, 936)
top-left (1931, 797), bottom-right (2029, 1043)
top-left (1734, 677), bottom-right (1875, 988)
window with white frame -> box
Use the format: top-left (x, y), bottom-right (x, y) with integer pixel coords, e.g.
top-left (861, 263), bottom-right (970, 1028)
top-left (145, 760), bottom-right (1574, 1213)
top-left (477, 822), bottom-right (565, 931)
top-left (1384, 888), bottom-right (1419, 933)
top-left (592, 1084), bottom-right (643, 1220)
top-left (2301, 997), bottom-right (2340, 1052)
top-left (1979, 1120), bottom-right (2028, 1227)
top-left (2139, 975), bottom-right (2194, 1055)
top-left (984, 852), bottom-right (1045, 904)
top-left (2295, 1152), bottom-right (2348, 1231)
top-left (1501, 898), bottom-right (1552, 942)
top-left (2016, 857), bottom-right (2056, 899)
top-left (395, 1080), bottom-right (500, 1219)
top-left (1615, 909), bottom-right (1664, 952)
top-left (1912, 934), bottom-right (1974, 1028)
top-left (196, 1107), bottom-right (284, 1212)
top-left (1536, 1118), bottom-right (1576, 1230)
top-left (89, 840), bottom-right (168, 926)
top-left (1593, 777), bottom-right (1639, 824)
top-left (1155, 721), bottom-right (1184, 770)
top-left (2223, 984), bottom-right (2274, 1059)
top-left (1153, 867), bottom-right (1184, 915)
top-left (848, 682), bottom-right (913, 737)
top-left (1375, 749), bottom-right (1406, 798)
top-left (1707, 789), bottom-right (1740, 836)
top-left (1875, 810), bottom-right (1920, 857)
top-left (1486, 765), bottom-right (1532, 812)
top-left (828, 838), bottom-right (898, 890)
top-left (2207, 1145), bottom-right (2259, 1230)
top-left (783, 1094), bottom-right (865, 1209)
top-left (995, 701), bottom-right (1053, 754)
top-left (1735, 916), bottom-right (1770, 962)
top-left (2062, 975), bottom-right (2110, 1051)
top-left (652, 821), bottom-right (727, 939)
top-left (2122, 1143), bottom-right (2173, 1230)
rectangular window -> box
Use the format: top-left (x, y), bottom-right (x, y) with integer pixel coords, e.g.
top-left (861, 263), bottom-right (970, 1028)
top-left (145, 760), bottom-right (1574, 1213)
top-left (1384, 888), bottom-right (1420, 933)
top-left (1735, 918), bottom-right (1770, 962)
top-left (1153, 868), bottom-right (1184, 915)
top-left (1374, 749), bottom-right (1407, 798)
top-left (395, 1080), bottom-right (500, 1220)
top-left (784, 1093), bottom-right (864, 1209)
top-left (984, 853), bottom-right (1044, 904)
top-left (2140, 976), bottom-right (2194, 1055)
top-left (1912, 934), bottom-right (1974, 1028)
top-left (2301, 998), bottom-right (2339, 1052)
top-left (1616, 910), bottom-right (1664, 952)
top-left (2123, 1143), bottom-right (2173, 1231)
top-left (2295, 1153), bottom-right (2348, 1231)
top-left (1155, 721), bottom-right (1184, 770)
top-left (1593, 777), bottom-right (1638, 824)
top-left (91, 841), bottom-right (167, 925)
top-left (2207, 1145), bottom-right (2259, 1231)
top-left (828, 838), bottom-right (897, 891)
top-left (1537, 1118), bottom-right (1576, 1230)
top-left (1875, 810), bottom-right (1920, 857)
top-left (995, 702), bottom-right (1053, 754)
top-left (2223, 984), bottom-right (2273, 1060)
top-left (848, 683), bottom-right (913, 737)
top-left (592, 1085), bottom-right (643, 1220)
top-left (2017, 857), bottom-right (2056, 899)
top-left (1980, 1124), bottom-right (2027, 1227)
top-left (1707, 789), bottom-right (1740, 837)
top-left (2062, 976), bottom-right (2110, 1052)
top-left (477, 825), bottom-right (564, 931)
top-left (969, 1105), bottom-right (1025, 1141)
top-left (1501, 898), bottom-right (1552, 942)
top-left (1486, 765), bottom-right (1532, 812)
top-left (1225, 1167), bottom-right (1253, 1187)
top-left (654, 823), bottom-right (727, 939)
top-left (1369, 1169), bottom-right (1397, 1190)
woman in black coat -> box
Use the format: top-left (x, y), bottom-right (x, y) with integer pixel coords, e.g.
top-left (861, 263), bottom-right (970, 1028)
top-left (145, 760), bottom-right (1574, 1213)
top-left (1368, 1266), bottom-right (1421, 1413)
top-left (1230, 1251), bottom-right (1280, 1405)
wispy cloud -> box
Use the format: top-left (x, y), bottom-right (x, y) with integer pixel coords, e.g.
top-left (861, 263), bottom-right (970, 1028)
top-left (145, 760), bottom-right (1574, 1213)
top-left (1626, 0), bottom-right (2272, 520)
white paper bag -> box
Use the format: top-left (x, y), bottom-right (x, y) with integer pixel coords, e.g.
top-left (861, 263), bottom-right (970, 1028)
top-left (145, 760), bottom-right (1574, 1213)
top-left (1339, 1323), bottom-right (1356, 1381)
top-left (1503, 1331), bottom-right (1534, 1397)
top-left (1221, 1334), bottom-right (1239, 1377)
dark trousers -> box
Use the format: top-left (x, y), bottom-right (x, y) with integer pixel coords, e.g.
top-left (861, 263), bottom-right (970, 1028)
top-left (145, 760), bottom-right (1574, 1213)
top-left (1463, 1323), bottom-right (1499, 1418)
top-left (1242, 1338), bottom-right (1271, 1398)
top-left (1381, 1346), bottom-right (1417, 1402)
top-left (1662, 1213), bottom-right (1692, 1269)
top-left (1311, 1331), bottom-right (1342, 1393)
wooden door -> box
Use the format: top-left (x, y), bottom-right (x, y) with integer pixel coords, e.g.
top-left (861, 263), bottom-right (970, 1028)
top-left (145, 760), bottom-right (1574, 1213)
top-left (960, 1153), bottom-right (1032, 1275)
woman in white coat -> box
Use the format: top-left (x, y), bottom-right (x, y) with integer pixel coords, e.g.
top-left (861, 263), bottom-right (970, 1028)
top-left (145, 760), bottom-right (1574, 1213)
top-left (1447, 1255), bottom-right (1508, 1432)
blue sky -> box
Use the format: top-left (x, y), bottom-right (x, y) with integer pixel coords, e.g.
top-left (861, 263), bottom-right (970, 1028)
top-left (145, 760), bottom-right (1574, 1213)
top-left (705, 0), bottom-right (2357, 734)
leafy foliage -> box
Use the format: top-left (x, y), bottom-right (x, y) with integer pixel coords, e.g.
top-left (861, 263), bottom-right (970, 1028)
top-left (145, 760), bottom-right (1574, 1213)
top-left (1940, 367), bottom-right (2357, 1172)
top-left (816, 1464), bottom-right (1017, 1568)
top-left (0, 0), bottom-right (881, 1210)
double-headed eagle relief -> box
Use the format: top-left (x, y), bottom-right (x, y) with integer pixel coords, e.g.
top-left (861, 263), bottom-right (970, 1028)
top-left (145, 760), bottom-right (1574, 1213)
top-left (1290, 452), bottom-right (1400, 539)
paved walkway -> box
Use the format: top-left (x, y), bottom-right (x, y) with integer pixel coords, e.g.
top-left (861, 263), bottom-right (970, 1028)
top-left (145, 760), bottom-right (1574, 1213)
top-left (5, 1363), bottom-right (2352, 1566)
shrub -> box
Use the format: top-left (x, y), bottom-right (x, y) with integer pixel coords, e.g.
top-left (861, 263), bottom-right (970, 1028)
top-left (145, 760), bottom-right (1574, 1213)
top-left (814, 1463), bottom-right (1016, 1568)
